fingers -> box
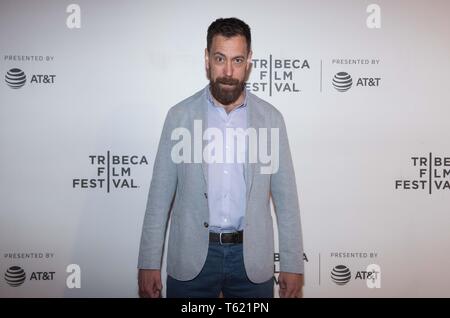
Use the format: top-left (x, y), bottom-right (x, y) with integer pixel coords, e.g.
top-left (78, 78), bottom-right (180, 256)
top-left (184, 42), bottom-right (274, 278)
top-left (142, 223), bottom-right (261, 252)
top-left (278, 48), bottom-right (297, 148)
top-left (138, 270), bottom-right (162, 298)
top-left (149, 286), bottom-right (161, 298)
top-left (156, 280), bottom-right (163, 292)
top-left (278, 273), bottom-right (304, 298)
top-left (138, 280), bottom-right (147, 298)
top-left (286, 287), bottom-right (301, 298)
top-left (279, 287), bottom-right (286, 298)
top-left (280, 287), bottom-right (295, 298)
top-left (144, 280), bottom-right (162, 298)
top-left (139, 281), bottom-right (161, 298)
top-left (279, 280), bottom-right (302, 298)
top-left (152, 277), bottom-right (162, 298)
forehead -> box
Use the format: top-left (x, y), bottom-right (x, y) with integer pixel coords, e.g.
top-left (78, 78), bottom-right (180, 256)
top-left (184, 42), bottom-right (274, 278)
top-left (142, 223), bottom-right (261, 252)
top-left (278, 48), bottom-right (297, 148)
top-left (210, 35), bottom-right (248, 55)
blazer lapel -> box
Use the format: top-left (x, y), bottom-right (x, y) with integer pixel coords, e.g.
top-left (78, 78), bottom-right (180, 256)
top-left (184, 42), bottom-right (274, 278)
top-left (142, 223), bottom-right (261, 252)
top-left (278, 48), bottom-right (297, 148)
top-left (197, 90), bottom-right (209, 189)
top-left (187, 86), bottom-right (209, 190)
top-left (245, 94), bottom-right (259, 201)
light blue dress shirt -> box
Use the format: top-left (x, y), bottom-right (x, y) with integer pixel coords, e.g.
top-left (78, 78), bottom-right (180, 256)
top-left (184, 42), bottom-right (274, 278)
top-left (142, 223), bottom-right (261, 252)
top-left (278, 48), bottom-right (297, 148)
top-left (206, 86), bottom-right (248, 233)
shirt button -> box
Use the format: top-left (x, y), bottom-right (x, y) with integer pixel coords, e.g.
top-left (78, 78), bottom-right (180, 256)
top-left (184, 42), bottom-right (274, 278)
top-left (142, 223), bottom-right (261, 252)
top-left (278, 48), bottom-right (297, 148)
top-left (224, 170), bottom-right (228, 174)
top-left (203, 222), bottom-right (209, 228)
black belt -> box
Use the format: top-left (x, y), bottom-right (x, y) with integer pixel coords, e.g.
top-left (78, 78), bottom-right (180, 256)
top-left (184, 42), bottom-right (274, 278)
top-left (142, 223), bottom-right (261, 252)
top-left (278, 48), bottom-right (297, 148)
top-left (209, 231), bottom-right (243, 244)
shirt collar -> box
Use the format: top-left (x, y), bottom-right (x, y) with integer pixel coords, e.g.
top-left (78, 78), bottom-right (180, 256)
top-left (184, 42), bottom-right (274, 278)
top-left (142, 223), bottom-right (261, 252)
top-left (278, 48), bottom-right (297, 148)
top-left (206, 84), bottom-right (248, 111)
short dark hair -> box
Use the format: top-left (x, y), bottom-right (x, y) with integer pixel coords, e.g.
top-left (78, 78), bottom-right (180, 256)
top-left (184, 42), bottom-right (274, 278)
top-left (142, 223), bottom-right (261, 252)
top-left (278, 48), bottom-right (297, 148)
top-left (207, 17), bottom-right (251, 53)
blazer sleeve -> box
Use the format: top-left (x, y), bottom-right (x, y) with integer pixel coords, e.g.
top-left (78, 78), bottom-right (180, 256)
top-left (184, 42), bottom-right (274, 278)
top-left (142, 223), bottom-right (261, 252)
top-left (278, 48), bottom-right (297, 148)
top-left (270, 111), bottom-right (304, 274)
top-left (138, 108), bottom-right (178, 269)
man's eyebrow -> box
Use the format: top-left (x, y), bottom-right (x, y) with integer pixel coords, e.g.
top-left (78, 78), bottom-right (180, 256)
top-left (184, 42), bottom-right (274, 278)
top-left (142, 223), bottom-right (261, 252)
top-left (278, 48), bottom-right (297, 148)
top-left (213, 52), bottom-right (246, 59)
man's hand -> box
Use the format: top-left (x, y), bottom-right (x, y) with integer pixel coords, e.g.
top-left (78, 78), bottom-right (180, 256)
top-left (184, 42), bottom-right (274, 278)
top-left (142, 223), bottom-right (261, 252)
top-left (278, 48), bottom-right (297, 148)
top-left (138, 269), bottom-right (162, 298)
top-left (278, 272), bottom-right (304, 298)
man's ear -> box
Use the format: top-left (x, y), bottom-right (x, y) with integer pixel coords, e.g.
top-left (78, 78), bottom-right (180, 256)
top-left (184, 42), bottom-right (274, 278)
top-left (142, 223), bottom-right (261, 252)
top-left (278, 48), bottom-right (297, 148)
top-left (205, 48), bottom-right (211, 80)
top-left (245, 50), bottom-right (253, 81)
top-left (204, 48), bottom-right (210, 71)
top-left (246, 50), bottom-right (253, 67)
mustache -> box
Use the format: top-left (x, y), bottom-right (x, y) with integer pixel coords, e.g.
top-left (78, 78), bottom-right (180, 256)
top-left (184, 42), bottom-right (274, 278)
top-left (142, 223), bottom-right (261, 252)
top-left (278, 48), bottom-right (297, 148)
top-left (216, 77), bottom-right (240, 85)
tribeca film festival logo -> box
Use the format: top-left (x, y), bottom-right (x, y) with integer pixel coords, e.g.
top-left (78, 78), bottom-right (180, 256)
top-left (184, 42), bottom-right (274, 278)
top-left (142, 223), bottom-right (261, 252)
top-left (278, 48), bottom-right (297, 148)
top-left (395, 153), bottom-right (450, 194)
top-left (246, 55), bottom-right (310, 96)
top-left (330, 264), bottom-right (381, 288)
top-left (273, 252), bottom-right (308, 285)
top-left (171, 120), bottom-right (279, 174)
top-left (72, 151), bottom-right (148, 193)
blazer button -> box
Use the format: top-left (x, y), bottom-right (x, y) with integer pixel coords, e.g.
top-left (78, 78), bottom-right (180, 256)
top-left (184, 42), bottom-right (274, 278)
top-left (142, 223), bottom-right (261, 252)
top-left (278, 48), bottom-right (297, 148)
top-left (203, 222), bottom-right (209, 228)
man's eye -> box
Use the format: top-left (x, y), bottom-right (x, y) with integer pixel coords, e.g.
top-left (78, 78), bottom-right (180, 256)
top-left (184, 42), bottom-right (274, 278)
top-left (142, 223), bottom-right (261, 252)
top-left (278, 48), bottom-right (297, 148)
top-left (235, 58), bottom-right (244, 64)
top-left (216, 56), bottom-right (224, 63)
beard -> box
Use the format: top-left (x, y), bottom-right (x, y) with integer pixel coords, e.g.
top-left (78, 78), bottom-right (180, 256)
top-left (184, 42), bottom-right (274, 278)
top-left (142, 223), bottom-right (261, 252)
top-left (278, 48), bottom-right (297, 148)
top-left (209, 74), bottom-right (246, 106)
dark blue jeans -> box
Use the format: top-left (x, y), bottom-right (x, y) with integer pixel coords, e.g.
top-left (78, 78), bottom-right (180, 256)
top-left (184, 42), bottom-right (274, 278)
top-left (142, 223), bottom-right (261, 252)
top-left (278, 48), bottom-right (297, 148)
top-left (167, 242), bottom-right (273, 298)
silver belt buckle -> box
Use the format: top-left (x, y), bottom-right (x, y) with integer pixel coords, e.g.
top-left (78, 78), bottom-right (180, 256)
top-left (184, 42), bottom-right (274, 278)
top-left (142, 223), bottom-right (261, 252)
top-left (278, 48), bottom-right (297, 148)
top-left (219, 232), bottom-right (224, 245)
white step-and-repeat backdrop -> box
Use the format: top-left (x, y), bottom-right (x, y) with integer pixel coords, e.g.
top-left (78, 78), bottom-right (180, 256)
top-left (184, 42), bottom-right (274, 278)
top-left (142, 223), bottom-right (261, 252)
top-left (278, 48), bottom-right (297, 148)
top-left (1, 0), bottom-right (449, 297)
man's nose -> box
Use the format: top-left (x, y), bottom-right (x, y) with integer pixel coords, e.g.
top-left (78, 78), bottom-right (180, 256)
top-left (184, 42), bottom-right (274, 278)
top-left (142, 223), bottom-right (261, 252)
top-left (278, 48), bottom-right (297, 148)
top-left (224, 60), bottom-right (233, 77)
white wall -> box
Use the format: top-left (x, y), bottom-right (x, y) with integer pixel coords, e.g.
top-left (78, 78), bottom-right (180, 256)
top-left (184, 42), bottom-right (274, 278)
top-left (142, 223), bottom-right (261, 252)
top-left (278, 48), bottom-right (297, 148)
top-left (1, 0), bottom-right (449, 297)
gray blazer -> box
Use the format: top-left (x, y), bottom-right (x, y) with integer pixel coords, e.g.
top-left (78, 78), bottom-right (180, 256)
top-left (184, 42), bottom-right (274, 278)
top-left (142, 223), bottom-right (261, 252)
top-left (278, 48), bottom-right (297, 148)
top-left (138, 86), bottom-right (304, 283)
